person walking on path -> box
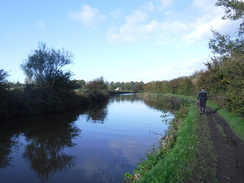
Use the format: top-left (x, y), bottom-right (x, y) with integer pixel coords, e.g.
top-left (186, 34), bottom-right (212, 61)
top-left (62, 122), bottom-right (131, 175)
top-left (197, 87), bottom-right (208, 114)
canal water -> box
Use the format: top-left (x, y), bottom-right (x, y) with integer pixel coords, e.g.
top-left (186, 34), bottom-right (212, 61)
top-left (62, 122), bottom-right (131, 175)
top-left (0, 94), bottom-right (174, 183)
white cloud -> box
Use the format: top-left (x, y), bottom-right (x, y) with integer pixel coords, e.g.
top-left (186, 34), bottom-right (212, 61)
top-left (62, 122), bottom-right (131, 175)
top-left (107, 0), bottom-right (240, 45)
top-left (149, 56), bottom-right (207, 81)
top-left (181, 18), bottom-right (231, 45)
top-left (126, 9), bottom-right (148, 24)
top-left (142, 1), bottom-right (155, 11)
top-left (107, 14), bottom-right (190, 43)
top-left (36, 21), bottom-right (47, 29)
top-left (157, 0), bottom-right (174, 9)
top-left (69, 5), bottom-right (106, 28)
top-left (110, 9), bottom-right (121, 18)
top-left (106, 0), bottom-right (188, 43)
top-left (181, 0), bottom-right (241, 45)
top-left (191, 0), bottom-right (215, 12)
top-left (107, 10), bottom-right (149, 43)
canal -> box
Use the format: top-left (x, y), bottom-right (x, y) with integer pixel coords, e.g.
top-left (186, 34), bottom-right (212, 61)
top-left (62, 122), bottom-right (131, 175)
top-left (0, 94), bottom-right (174, 183)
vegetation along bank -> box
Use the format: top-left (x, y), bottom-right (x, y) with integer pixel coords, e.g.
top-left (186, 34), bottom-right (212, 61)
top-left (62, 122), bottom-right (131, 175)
top-left (0, 43), bottom-right (109, 120)
top-left (124, 94), bottom-right (218, 182)
top-left (125, 93), bottom-right (244, 182)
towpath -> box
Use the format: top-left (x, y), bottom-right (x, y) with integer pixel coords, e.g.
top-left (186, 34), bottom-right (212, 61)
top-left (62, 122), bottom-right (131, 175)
top-left (206, 106), bottom-right (244, 183)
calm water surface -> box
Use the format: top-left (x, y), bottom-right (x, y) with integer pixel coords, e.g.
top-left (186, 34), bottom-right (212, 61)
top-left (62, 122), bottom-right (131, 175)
top-left (0, 94), bottom-right (173, 183)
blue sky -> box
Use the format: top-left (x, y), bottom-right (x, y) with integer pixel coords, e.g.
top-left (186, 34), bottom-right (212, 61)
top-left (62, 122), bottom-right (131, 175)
top-left (0, 0), bottom-right (240, 83)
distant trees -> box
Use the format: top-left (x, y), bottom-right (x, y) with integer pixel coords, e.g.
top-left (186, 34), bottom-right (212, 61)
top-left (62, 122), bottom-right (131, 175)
top-left (108, 81), bottom-right (144, 92)
top-left (0, 69), bottom-right (9, 96)
top-left (144, 77), bottom-right (196, 96)
top-left (86, 77), bottom-right (108, 95)
top-left (0, 69), bottom-right (11, 119)
top-left (85, 77), bottom-right (109, 101)
top-left (0, 69), bottom-right (8, 83)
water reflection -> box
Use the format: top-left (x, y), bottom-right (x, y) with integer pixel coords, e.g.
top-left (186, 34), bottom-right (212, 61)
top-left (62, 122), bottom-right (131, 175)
top-left (110, 94), bottom-right (178, 126)
top-left (0, 94), bottom-right (177, 183)
top-left (0, 132), bottom-right (19, 168)
top-left (110, 93), bottom-right (139, 103)
top-left (80, 101), bottom-right (108, 123)
top-left (0, 112), bottom-right (81, 182)
top-left (22, 117), bottom-right (80, 182)
top-left (143, 96), bottom-right (181, 112)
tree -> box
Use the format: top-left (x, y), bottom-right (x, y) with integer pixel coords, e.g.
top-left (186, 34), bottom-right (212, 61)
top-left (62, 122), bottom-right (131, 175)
top-left (0, 69), bottom-right (9, 93)
top-left (205, 0), bottom-right (244, 114)
top-left (19, 42), bottom-right (82, 114)
top-left (0, 69), bottom-right (8, 83)
top-left (208, 30), bottom-right (244, 56)
top-left (132, 81), bottom-right (144, 92)
top-left (209, 0), bottom-right (244, 56)
top-left (216, 0), bottom-right (244, 34)
top-left (216, 0), bottom-right (244, 21)
top-left (86, 77), bottom-right (108, 95)
top-left (21, 42), bottom-right (75, 93)
top-left (0, 69), bottom-right (10, 119)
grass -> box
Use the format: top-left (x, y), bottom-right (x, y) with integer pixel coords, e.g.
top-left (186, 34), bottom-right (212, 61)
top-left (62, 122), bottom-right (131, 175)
top-left (125, 94), bottom-right (217, 183)
top-left (167, 94), bottom-right (244, 141)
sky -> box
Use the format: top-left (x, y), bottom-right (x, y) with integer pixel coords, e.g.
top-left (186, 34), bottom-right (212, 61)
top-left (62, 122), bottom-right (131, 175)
top-left (0, 0), bottom-right (240, 83)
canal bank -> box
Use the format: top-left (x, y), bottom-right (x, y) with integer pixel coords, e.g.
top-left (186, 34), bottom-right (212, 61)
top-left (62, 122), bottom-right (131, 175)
top-left (125, 93), bottom-right (217, 183)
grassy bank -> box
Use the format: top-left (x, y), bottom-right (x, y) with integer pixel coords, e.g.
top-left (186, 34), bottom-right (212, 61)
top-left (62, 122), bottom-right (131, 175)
top-left (124, 93), bottom-right (217, 182)
top-left (172, 94), bottom-right (244, 141)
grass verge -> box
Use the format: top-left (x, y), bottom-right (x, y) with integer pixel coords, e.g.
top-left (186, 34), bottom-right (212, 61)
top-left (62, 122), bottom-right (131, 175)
top-left (171, 94), bottom-right (244, 141)
top-left (124, 93), bottom-right (217, 183)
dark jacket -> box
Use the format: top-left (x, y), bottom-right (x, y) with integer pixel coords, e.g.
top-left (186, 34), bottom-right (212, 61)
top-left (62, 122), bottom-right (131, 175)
top-left (197, 89), bottom-right (208, 100)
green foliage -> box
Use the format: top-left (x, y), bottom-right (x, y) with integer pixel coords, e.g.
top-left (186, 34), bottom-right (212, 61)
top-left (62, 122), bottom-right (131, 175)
top-left (203, 1), bottom-right (244, 114)
top-left (0, 82), bottom-right (22, 119)
top-left (0, 69), bottom-right (9, 82)
top-left (86, 77), bottom-right (108, 95)
top-left (81, 77), bottom-right (109, 102)
top-left (195, 54), bottom-right (244, 115)
top-left (216, 0), bottom-right (244, 21)
top-left (18, 42), bottom-right (82, 114)
top-left (0, 69), bottom-right (11, 119)
top-left (74, 79), bottom-right (86, 89)
top-left (216, 0), bottom-right (244, 35)
top-left (144, 77), bottom-right (196, 96)
top-left (21, 42), bottom-right (75, 91)
top-left (208, 30), bottom-right (244, 55)
top-left (108, 81), bottom-right (144, 92)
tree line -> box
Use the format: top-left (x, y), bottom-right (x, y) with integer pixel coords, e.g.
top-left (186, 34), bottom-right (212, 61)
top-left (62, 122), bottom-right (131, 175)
top-left (1, 0), bottom-right (243, 119)
top-left (107, 81), bottom-right (144, 92)
top-left (0, 43), bottom-right (109, 120)
top-left (144, 0), bottom-right (244, 115)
